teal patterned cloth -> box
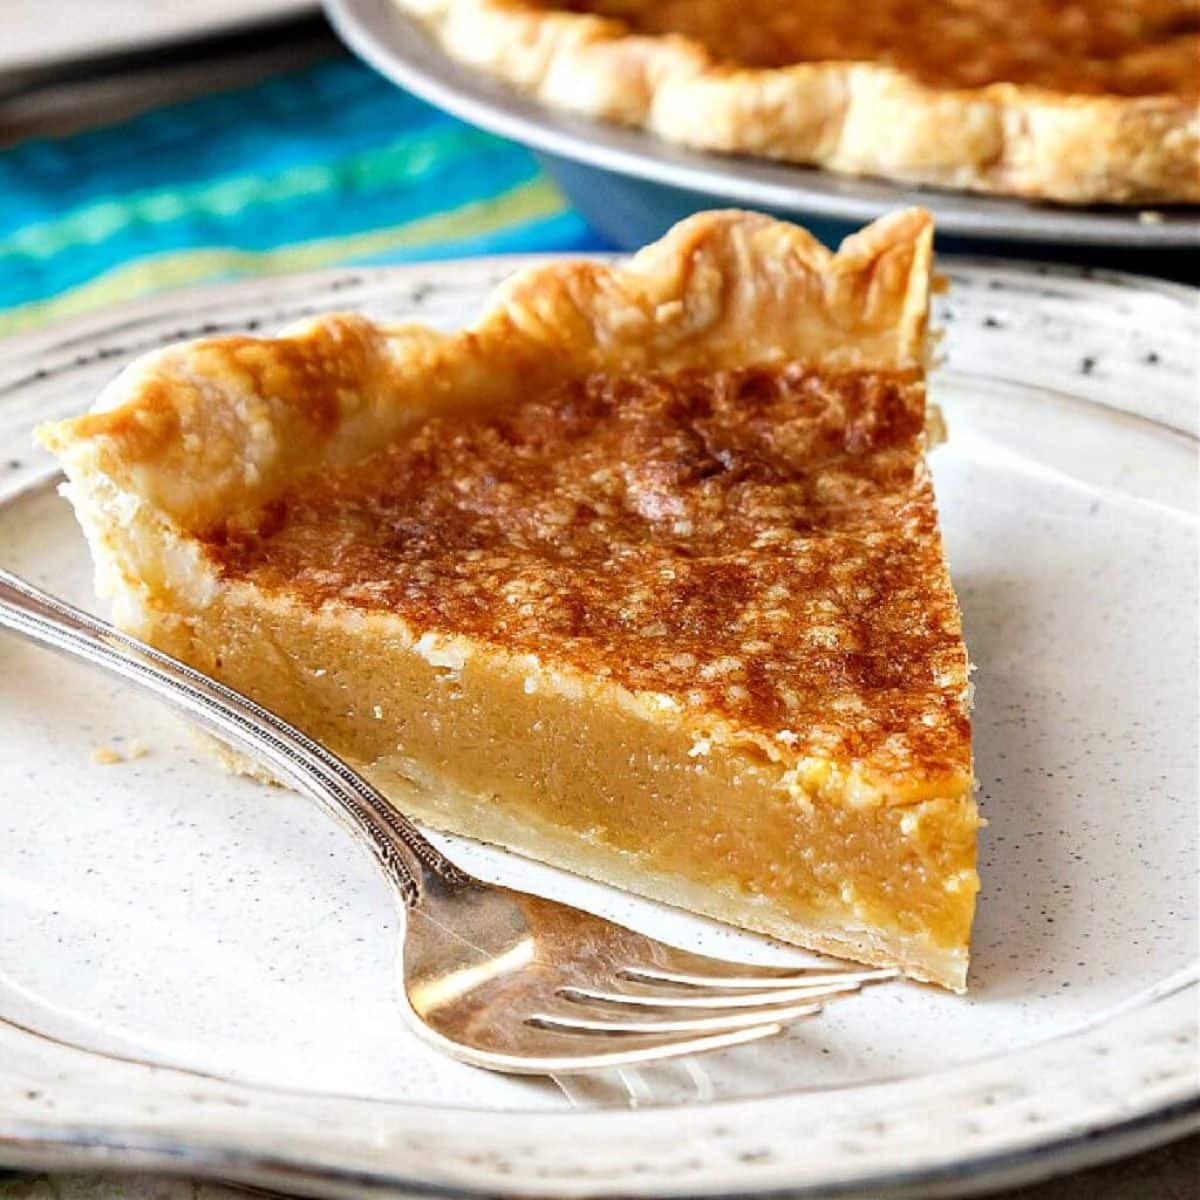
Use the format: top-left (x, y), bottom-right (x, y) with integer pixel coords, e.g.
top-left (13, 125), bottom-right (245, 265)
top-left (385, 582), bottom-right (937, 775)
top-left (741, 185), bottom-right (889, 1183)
top-left (0, 57), bottom-right (606, 336)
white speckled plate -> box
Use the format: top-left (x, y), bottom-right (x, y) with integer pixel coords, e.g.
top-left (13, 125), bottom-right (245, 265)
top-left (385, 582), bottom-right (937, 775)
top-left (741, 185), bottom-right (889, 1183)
top-left (0, 257), bottom-right (1197, 1198)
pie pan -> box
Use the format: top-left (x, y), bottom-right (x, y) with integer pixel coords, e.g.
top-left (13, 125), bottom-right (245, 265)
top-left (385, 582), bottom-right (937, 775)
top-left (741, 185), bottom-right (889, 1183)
top-left (324, 0), bottom-right (1200, 270)
top-left (0, 254), bottom-right (1197, 1198)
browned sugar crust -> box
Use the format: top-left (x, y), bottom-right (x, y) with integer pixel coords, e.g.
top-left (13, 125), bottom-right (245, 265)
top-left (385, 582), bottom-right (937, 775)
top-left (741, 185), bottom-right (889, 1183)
top-left (553, 0), bottom-right (1200, 96)
top-left (200, 364), bottom-right (970, 797)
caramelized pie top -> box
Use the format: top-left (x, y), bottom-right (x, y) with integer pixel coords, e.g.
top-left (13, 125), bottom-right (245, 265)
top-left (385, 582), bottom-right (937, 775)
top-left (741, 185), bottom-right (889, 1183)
top-left (200, 362), bottom-right (970, 795)
top-left (552, 0), bottom-right (1200, 95)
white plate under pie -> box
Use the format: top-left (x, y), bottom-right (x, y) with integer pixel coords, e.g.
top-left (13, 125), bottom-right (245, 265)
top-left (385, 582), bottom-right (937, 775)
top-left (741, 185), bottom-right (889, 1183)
top-left (0, 257), bottom-right (1196, 1198)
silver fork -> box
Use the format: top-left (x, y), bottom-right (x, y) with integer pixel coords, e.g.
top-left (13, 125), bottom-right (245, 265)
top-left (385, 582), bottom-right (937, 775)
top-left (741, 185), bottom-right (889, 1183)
top-left (0, 566), bottom-right (897, 1075)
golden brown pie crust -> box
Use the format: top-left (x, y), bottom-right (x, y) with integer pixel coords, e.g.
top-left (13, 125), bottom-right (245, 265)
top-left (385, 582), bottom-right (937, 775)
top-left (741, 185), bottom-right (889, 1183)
top-left (38, 209), bottom-right (979, 989)
top-left (393, 0), bottom-right (1200, 203)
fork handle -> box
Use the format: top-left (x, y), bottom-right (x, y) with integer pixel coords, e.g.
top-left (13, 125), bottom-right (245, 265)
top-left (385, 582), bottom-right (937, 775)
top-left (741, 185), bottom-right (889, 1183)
top-left (0, 566), bottom-right (473, 906)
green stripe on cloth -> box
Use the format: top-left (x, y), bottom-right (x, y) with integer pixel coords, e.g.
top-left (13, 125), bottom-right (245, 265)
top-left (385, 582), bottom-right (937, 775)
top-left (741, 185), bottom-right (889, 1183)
top-left (2, 126), bottom-right (499, 263)
top-left (0, 57), bottom-right (606, 336)
top-left (0, 178), bottom-right (564, 336)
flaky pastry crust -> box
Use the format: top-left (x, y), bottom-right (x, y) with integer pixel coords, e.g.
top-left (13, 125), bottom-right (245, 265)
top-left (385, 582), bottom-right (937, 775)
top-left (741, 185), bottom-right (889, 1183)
top-left (39, 208), bottom-right (933, 532)
top-left (393, 0), bottom-right (1199, 204)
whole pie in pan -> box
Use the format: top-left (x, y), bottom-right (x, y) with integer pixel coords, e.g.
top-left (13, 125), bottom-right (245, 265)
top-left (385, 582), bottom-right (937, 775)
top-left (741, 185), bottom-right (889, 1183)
top-left (40, 209), bottom-right (980, 990)
top-left (393, 0), bottom-right (1200, 204)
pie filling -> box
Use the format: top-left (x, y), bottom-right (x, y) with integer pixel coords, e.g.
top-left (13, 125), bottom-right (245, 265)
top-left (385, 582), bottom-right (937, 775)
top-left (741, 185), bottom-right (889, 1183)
top-left (549, 0), bottom-right (1200, 96)
top-left (149, 362), bottom-right (980, 985)
top-left (199, 364), bottom-right (970, 795)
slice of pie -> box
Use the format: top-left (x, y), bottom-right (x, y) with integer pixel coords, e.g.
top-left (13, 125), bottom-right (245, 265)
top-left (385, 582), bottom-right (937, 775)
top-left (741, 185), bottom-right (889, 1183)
top-left (393, 0), bottom-right (1200, 204)
top-left (39, 209), bottom-right (980, 989)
